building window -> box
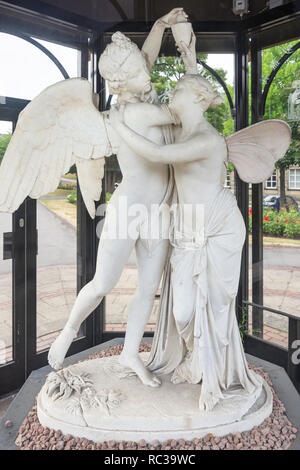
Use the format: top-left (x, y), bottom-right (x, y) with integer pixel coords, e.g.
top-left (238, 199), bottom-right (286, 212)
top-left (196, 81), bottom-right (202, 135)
top-left (289, 169), bottom-right (300, 189)
top-left (224, 171), bottom-right (231, 188)
top-left (265, 171), bottom-right (277, 189)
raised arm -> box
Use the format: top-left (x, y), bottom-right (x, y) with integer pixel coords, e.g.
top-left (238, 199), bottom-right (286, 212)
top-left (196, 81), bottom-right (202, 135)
top-left (177, 32), bottom-right (198, 74)
top-left (142, 8), bottom-right (188, 70)
top-left (110, 107), bottom-right (218, 164)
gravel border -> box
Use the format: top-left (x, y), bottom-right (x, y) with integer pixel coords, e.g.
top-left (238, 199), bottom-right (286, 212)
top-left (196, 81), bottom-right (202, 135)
top-left (14, 344), bottom-right (298, 450)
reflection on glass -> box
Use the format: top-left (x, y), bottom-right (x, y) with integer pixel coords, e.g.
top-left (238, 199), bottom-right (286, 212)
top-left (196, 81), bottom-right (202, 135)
top-left (36, 174), bottom-right (77, 352)
top-left (0, 121), bottom-right (13, 363)
top-left (0, 33), bottom-right (78, 100)
top-left (105, 250), bottom-right (160, 334)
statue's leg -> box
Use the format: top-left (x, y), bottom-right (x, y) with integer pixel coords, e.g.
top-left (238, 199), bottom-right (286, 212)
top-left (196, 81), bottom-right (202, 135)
top-left (170, 249), bottom-right (197, 384)
top-left (198, 210), bottom-right (246, 412)
top-left (48, 234), bottom-right (137, 370)
top-left (171, 249), bottom-right (196, 334)
top-left (119, 238), bottom-right (169, 387)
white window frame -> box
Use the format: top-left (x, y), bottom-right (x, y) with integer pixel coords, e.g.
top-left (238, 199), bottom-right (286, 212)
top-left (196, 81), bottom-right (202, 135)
top-left (265, 170), bottom-right (277, 189)
top-left (289, 169), bottom-right (300, 190)
top-left (224, 170), bottom-right (231, 188)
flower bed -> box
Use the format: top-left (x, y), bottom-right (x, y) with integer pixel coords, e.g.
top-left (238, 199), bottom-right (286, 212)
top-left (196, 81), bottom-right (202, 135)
top-left (249, 208), bottom-right (300, 238)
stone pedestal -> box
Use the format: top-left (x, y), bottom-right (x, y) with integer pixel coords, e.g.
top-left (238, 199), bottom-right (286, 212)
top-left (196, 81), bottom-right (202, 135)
top-left (37, 352), bottom-right (273, 443)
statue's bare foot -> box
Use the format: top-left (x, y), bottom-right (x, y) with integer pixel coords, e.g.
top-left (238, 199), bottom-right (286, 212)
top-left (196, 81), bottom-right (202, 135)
top-left (119, 353), bottom-right (161, 388)
top-left (48, 325), bottom-right (77, 370)
top-left (199, 391), bottom-right (220, 412)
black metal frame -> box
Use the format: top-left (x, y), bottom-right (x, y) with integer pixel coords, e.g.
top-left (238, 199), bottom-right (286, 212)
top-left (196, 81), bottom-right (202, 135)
top-left (0, 1), bottom-right (299, 394)
top-left (234, 30), bottom-right (250, 327)
top-left (0, 32), bottom-right (99, 393)
top-left (243, 34), bottom-right (300, 392)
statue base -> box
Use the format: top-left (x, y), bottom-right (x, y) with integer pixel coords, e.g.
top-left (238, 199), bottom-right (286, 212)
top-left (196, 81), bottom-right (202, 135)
top-left (37, 353), bottom-right (273, 443)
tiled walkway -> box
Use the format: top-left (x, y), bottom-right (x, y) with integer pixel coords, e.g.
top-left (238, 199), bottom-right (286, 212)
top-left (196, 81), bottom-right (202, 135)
top-left (1, 263), bottom-right (299, 362)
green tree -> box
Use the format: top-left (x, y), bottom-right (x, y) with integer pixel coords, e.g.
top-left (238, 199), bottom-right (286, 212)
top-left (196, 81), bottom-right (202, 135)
top-left (260, 41), bottom-right (300, 207)
top-left (0, 133), bottom-right (12, 164)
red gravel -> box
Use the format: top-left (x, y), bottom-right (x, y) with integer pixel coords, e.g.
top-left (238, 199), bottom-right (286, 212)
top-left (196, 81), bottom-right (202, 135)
top-left (15, 343), bottom-right (298, 450)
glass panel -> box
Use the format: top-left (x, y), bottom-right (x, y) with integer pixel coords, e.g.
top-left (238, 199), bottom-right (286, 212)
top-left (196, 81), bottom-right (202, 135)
top-left (249, 39), bottom-right (300, 344)
top-left (0, 121), bottom-right (13, 364)
top-left (0, 33), bottom-right (78, 100)
top-left (261, 40), bottom-right (300, 343)
top-left (36, 175), bottom-right (77, 352)
top-left (27, 39), bottom-right (79, 352)
top-left (247, 306), bottom-right (288, 348)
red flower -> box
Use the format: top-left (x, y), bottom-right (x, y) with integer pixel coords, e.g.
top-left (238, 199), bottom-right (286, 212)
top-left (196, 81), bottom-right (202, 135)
top-left (249, 208), bottom-right (252, 215)
top-left (284, 219), bottom-right (288, 223)
top-left (276, 219), bottom-right (279, 223)
top-left (263, 217), bottom-right (270, 222)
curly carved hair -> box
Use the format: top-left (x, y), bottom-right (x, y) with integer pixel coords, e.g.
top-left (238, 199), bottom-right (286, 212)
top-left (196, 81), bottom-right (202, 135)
top-left (98, 32), bottom-right (144, 95)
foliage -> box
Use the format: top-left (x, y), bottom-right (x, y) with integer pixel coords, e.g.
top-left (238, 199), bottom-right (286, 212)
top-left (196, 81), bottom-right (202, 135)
top-left (69, 164), bottom-right (77, 174)
top-left (0, 133), bottom-right (12, 164)
top-left (238, 306), bottom-right (262, 343)
top-left (59, 182), bottom-right (76, 190)
top-left (106, 192), bottom-right (112, 203)
top-left (260, 41), bottom-right (300, 172)
top-left (238, 306), bottom-right (248, 343)
top-left (68, 190), bottom-right (112, 205)
top-left (249, 207), bottom-right (300, 238)
top-left (67, 189), bottom-right (77, 204)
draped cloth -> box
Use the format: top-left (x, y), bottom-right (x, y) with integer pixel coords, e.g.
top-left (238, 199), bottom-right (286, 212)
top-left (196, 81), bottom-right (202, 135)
top-left (147, 187), bottom-right (262, 407)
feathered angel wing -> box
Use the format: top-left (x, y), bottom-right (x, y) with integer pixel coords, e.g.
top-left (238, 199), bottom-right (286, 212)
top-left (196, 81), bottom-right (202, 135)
top-left (225, 119), bottom-right (291, 183)
top-left (0, 78), bottom-right (112, 218)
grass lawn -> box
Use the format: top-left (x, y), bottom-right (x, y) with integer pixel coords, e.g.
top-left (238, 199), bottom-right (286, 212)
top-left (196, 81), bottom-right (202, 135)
top-left (249, 234), bottom-right (300, 247)
top-left (40, 199), bottom-right (76, 227)
top-left (40, 196), bottom-right (300, 246)
top-left (62, 173), bottom-right (77, 180)
top-left (44, 188), bottom-right (73, 198)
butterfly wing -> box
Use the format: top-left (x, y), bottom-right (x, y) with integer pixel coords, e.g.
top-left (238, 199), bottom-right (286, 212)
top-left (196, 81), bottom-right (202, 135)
top-left (225, 120), bottom-right (291, 183)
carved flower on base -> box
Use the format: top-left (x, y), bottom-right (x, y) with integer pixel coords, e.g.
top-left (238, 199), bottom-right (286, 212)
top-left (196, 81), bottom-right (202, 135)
top-left (81, 387), bottom-right (124, 415)
top-left (44, 367), bottom-right (124, 417)
top-left (45, 368), bottom-right (93, 401)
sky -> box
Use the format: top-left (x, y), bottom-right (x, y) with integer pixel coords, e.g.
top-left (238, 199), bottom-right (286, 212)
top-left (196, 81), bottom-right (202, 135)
top-left (0, 33), bottom-right (234, 133)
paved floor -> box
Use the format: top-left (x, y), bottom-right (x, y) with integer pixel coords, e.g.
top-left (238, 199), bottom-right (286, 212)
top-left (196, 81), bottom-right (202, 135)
top-left (0, 203), bottom-right (299, 362)
top-left (0, 260), bottom-right (298, 358)
top-left (0, 395), bottom-right (15, 421)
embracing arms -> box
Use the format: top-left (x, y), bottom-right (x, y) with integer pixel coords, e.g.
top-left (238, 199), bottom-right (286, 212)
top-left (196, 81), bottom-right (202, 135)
top-left (110, 107), bottom-right (221, 164)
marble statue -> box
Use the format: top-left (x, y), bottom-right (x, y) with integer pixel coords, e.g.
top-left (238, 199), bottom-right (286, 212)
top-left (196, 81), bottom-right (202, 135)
top-left (288, 80), bottom-right (300, 121)
top-left (0, 8), bottom-right (190, 388)
top-left (109, 72), bottom-right (291, 410)
top-left (0, 8), bottom-right (292, 439)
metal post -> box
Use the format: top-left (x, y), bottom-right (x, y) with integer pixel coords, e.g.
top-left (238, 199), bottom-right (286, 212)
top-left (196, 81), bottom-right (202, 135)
top-left (251, 39), bottom-right (264, 338)
top-left (235, 30), bottom-right (249, 328)
top-left (90, 36), bottom-right (106, 345)
top-left (76, 44), bottom-right (104, 346)
top-left (25, 197), bottom-right (37, 373)
top-left (288, 318), bottom-right (300, 393)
